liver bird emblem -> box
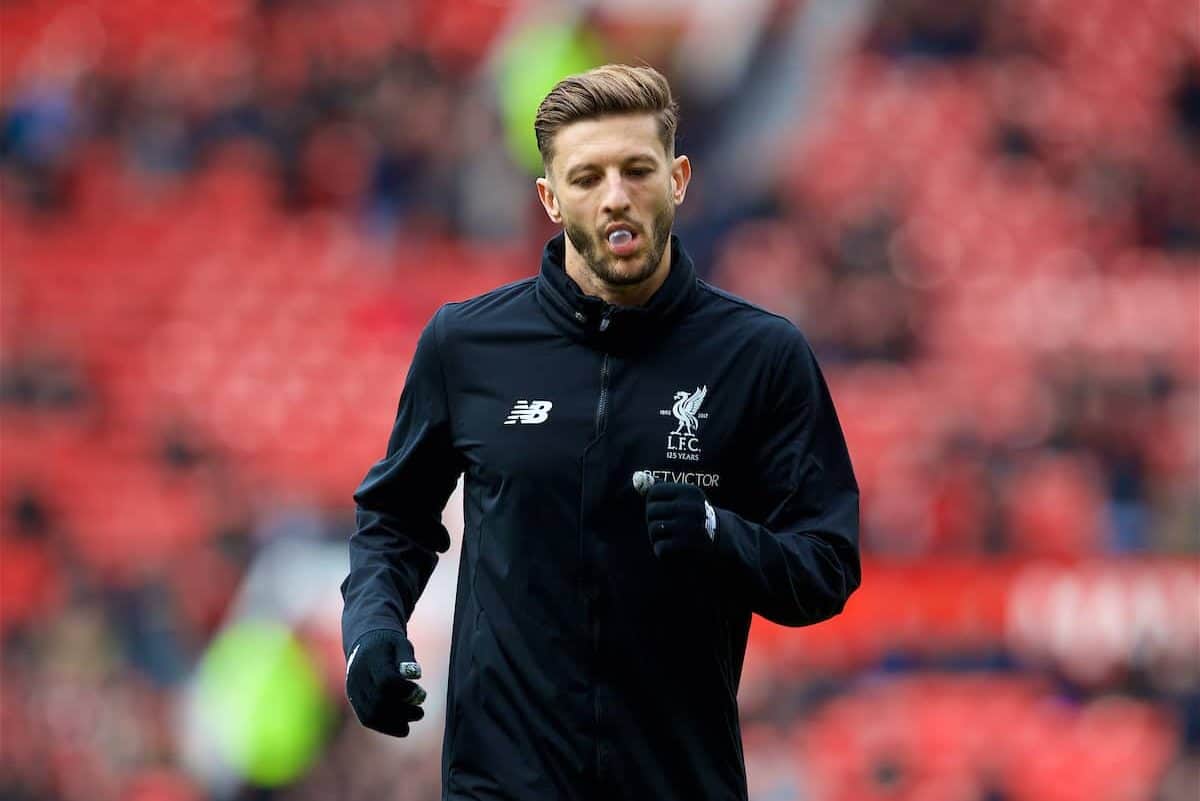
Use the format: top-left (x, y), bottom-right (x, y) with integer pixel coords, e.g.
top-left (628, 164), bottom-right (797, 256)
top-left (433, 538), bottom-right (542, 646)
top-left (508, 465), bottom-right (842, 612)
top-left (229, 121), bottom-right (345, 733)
top-left (671, 386), bottom-right (707, 437)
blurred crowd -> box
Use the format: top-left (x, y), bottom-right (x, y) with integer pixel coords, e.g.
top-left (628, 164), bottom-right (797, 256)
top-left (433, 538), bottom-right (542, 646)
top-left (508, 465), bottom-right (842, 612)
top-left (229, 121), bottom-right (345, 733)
top-left (1, 1), bottom-right (1198, 800)
top-left (1, 0), bottom-right (513, 238)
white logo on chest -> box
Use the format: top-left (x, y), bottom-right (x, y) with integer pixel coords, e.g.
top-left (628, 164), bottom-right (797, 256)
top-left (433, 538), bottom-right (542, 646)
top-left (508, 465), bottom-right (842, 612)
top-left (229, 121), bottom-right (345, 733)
top-left (659, 386), bottom-right (708, 461)
top-left (505, 400), bottom-right (553, 425)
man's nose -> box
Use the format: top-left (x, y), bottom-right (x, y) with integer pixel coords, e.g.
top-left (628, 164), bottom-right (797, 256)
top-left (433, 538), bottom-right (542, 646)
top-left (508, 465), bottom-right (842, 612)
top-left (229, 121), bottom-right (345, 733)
top-left (601, 172), bottom-right (632, 213)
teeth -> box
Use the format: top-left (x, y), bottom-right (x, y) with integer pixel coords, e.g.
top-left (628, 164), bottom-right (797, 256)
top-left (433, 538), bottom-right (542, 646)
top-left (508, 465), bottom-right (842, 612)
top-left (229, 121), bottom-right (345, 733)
top-left (608, 230), bottom-right (633, 247)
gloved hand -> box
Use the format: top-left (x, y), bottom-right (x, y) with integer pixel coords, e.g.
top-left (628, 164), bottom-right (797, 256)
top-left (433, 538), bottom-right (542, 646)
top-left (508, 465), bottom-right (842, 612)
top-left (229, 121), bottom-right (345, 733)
top-left (345, 629), bottom-right (427, 737)
top-left (645, 482), bottom-right (717, 562)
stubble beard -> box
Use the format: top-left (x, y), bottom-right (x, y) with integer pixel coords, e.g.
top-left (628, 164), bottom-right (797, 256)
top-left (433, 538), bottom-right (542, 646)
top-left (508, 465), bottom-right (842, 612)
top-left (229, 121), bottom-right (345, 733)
top-left (564, 199), bottom-right (674, 289)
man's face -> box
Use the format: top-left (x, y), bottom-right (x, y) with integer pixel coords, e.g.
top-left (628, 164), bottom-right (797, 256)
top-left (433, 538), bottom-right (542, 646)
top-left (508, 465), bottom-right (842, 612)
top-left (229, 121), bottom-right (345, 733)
top-left (537, 114), bottom-right (689, 288)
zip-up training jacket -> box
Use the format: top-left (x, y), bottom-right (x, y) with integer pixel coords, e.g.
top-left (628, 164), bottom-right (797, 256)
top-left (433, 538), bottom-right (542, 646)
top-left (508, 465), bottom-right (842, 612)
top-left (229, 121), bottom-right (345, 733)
top-left (342, 233), bottom-right (861, 801)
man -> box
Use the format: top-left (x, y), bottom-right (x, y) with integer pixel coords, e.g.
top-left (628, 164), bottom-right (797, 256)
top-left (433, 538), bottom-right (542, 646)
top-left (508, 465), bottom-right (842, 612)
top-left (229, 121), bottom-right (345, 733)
top-left (342, 64), bottom-right (860, 800)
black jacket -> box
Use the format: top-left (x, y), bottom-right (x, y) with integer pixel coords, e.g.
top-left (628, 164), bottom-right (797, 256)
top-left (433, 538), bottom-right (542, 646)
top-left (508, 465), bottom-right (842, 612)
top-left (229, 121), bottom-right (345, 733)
top-left (342, 233), bottom-right (860, 801)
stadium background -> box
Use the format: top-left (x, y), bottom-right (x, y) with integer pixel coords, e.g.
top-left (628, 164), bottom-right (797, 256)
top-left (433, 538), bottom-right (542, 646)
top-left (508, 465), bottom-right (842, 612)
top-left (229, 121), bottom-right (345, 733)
top-left (1, 1), bottom-right (1198, 799)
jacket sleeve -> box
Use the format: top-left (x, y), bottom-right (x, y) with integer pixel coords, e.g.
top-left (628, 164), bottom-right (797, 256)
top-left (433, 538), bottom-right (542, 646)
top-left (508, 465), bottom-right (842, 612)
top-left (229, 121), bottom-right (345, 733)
top-left (341, 307), bottom-right (464, 655)
top-left (712, 327), bottom-right (861, 627)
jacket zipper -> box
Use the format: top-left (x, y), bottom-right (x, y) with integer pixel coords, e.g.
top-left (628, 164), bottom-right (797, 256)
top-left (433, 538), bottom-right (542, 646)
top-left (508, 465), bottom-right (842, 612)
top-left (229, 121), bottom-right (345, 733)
top-left (594, 354), bottom-right (610, 437)
top-left (591, 310), bottom-right (612, 780)
top-left (593, 307), bottom-right (612, 437)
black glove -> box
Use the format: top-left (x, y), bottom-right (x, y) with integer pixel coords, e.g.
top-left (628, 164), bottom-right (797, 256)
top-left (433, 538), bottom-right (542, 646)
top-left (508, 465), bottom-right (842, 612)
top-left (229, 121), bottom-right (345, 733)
top-left (645, 482), bottom-right (717, 562)
top-left (345, 629), bottom-right (427, 737)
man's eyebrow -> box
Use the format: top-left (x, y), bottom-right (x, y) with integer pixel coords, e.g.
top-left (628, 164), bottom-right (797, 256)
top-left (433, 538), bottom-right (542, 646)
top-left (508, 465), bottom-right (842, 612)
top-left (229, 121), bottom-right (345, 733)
top-left (565, 155), bottom-right (659, 180)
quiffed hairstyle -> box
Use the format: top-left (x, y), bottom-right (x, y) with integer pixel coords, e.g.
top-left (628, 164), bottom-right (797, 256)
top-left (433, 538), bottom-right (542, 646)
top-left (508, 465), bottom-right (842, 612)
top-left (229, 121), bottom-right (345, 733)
top-left (534, 64), bottom-right (679, 171)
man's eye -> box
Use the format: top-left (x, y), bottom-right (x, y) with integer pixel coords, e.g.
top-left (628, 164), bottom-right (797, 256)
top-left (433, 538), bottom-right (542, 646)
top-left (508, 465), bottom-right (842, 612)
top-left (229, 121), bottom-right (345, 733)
top-left (574, 175), bottom-right (599, 187)
top-left (627, 168), bottom-right (650, 177)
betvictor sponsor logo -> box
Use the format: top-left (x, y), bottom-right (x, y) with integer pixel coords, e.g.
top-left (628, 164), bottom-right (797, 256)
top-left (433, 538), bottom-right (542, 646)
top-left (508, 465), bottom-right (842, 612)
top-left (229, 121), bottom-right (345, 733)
top-left (639, 469), bottom-right (721, 489)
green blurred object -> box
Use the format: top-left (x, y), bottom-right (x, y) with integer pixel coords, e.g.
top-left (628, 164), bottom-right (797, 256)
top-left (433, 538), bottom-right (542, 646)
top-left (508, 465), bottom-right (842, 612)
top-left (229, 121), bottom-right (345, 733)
top-left (198, 621), bottom-right (332, 787)
top-left (497, 22), bottom-right (604, 174)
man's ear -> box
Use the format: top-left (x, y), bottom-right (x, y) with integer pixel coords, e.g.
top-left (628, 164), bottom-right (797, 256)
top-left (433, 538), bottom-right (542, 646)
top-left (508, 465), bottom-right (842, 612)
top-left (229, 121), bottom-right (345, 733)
top-left (536, 176), bottom-right (562, 224)
top-left (670, 155), bottom-right (692, 207)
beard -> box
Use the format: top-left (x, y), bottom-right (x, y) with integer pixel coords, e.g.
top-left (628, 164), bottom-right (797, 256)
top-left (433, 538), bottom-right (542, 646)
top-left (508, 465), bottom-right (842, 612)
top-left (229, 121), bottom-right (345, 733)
top-left (564, 197), bottom-right (674, 288)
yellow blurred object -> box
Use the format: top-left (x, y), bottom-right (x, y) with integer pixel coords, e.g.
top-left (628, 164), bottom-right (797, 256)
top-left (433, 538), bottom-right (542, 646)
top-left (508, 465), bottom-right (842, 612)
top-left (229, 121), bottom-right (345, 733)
top-left (497, 21), bottom-right (604, 174)
top-left (197, 621), bottom-right (333, 787)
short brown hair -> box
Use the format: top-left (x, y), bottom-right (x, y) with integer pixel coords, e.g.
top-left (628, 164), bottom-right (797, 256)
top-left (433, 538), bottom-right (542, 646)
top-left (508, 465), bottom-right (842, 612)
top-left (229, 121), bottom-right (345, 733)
top-left (534, 64), bottom-right (679, 171)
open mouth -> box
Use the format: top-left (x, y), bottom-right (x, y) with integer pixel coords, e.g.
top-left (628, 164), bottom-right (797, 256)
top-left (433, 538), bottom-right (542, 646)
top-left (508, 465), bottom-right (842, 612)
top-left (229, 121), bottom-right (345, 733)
top-left (605, 225), bottom-right (639, 257)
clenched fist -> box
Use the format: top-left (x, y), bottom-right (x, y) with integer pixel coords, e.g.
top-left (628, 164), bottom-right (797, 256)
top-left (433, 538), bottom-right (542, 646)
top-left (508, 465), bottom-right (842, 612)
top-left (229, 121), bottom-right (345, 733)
top-left (644, 482), bottom-right (717, 562)
top-left (345, 629), bottom-right (427, 737)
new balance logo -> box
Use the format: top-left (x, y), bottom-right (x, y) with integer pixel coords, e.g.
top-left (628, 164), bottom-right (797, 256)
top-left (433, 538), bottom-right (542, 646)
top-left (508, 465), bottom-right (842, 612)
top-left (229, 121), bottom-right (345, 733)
top-left (504, 400), bottom-right (553, 425)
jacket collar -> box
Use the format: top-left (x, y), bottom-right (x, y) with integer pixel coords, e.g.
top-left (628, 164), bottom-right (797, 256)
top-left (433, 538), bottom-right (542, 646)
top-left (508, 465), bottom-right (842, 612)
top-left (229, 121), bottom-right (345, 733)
top-left (535, 232), bottom-right (699, 352)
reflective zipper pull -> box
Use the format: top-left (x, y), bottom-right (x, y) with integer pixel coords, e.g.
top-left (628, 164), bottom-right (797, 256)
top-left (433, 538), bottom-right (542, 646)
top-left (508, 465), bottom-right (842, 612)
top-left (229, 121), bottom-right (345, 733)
top-left (599, 307), bottom-right (612, 332)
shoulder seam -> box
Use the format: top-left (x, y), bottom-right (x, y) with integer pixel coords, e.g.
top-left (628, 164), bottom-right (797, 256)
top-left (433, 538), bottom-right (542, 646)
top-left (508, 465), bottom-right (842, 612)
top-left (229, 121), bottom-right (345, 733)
top-left (443, 276), bottom-right (538, 311)
top-left (697, 281), bottom-right (798, 328)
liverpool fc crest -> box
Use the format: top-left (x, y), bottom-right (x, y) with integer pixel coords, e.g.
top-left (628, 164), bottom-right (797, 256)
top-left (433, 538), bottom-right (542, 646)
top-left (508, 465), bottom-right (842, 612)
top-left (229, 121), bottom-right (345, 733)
top-left (659, 385), bottom-right (708, 461)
